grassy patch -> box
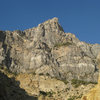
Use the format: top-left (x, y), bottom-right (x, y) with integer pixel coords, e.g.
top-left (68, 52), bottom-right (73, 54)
top-left (68, 95), bottom-right (82, 100)
top-left (54, 42), bottom-right (72, 48)
top-left (62, 80), bottom-right (69, 84)
top-left (71, 79), bottom-right (97, 88)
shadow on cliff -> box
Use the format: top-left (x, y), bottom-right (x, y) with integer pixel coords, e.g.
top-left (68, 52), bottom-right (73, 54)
top-left (0, 71), bottom-right (38, 100)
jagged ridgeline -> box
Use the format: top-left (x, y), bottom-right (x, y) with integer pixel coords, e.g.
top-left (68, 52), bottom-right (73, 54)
top-left (0, 17), bottom-right (100, 83)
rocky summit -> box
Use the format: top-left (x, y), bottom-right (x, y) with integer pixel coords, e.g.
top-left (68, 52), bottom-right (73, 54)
top-left (0, 17), bottom-right (100, 100)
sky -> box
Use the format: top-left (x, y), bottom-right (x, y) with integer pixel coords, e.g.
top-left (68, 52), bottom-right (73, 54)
top-left (0, 0), bottom-right (100, 44)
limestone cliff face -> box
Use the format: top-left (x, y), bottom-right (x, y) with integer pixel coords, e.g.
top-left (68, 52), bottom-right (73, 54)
top-left (0, 17), bottom-right (100, 82)
top-left (81, 53), bottom-right (100, 100)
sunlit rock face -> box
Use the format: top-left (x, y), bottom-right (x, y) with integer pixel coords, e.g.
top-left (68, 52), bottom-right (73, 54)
top-left (0, 17), bottom-right (100, 82)
top-left (81, 53), bottom-right (100, 100)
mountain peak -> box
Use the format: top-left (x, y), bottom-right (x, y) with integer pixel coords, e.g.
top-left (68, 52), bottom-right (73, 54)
top-left (24, 17), bottom-right (65, 47)
top-left (37, 17), bottom-right (64, 32)
top-left (42, 17), bottom-right (58, 24)
top-left (46, 17), bottom-right (58, 22)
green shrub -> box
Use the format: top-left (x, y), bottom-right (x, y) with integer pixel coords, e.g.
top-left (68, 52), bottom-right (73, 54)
top-left (68, 95), bottom-right (82, 100)
top-left (39, 73), bottom-right (44, 76)
top-left (32, 72), bottom-right (36, 75)
top-left (46, 73), bottom-right (50, 76)
top-left (39, 91), bottom-right (53, 97)
top-left (76, 94), bottom-right (83, 99)
top-left (62, 80), bottom-right (69, 84)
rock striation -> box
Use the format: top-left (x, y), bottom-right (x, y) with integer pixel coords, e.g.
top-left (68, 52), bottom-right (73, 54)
top-left (0, 17), bottom-right (100, 83)
top-left (81, 53), bottom-right (100, 100)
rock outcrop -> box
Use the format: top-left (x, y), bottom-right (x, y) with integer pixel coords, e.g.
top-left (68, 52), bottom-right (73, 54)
top-left (81, 53), bottom-right (100, 100)
top-left (0, 17), bottom-right (100, 83)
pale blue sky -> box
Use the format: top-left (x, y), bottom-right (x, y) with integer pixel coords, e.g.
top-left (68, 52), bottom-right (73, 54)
top-left (0, 0), bottom-right (100, 44)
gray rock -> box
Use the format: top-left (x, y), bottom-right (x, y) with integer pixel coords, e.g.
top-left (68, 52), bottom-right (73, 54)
top-left (65, 33), bottom-right (80, 44)
top-left (91, 44), bottom-right (100, 57)
top-left (24, 17), bottom-right (66, 48)
top-left (0, 17), bottom-right (100, 82)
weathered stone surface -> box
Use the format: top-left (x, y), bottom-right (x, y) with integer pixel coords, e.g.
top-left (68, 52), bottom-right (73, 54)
top-left (81, 53), bottom-right (100, 100)
top-left (91, 44), bottom-right (100, 58)
top-left (65, 33), bottom-right (80, 44)
top-left (0, 17), bottom-right (100, 83)
top-left (24, 17), bottom-right (65, 48)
